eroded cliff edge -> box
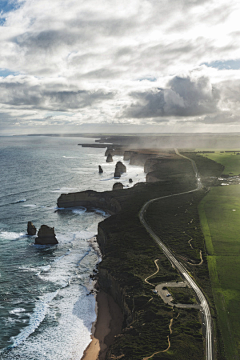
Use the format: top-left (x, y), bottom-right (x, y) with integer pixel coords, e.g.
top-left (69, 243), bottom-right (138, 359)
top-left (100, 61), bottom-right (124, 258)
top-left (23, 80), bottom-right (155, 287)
top-left (56, 151), bottom-right (225, 360)
top-left (57, 190), bottom-right (122, 214)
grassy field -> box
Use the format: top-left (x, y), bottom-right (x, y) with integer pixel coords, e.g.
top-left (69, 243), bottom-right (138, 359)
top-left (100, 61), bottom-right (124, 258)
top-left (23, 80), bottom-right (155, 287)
top-left (199, 151), bottom-right (240, 175)
top-left (199, 185), bottom-right (240, 360)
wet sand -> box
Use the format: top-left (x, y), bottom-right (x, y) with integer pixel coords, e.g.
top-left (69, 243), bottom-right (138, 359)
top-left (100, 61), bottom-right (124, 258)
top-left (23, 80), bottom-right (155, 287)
top-left (81, 290), bottom-right (123, 360)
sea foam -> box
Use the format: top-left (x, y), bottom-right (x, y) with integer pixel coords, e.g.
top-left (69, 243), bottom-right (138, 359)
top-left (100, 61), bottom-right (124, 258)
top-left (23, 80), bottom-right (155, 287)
top-left (0, 231), bottom-right (25, 240)
top-left (9, 290), bottom-right (59, 349)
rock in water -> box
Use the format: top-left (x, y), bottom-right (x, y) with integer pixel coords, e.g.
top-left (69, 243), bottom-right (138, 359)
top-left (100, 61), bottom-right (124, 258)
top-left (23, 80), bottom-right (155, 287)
top-left (35, 225), bottom-right (58, 245)
top-left (129, 178), bottom-right (133, 183)
top-left (98, 165), bottom-right (103, 174)
top-left (113, 182), bottom-right (124, 190)
top-left (114, 170), bottom-right (121, 178)
top-left (114, 161), bottom-right (126, 178)
top-left (106, 153), bottom-right (113, 162)
top-left (27, 221), bottom-right (37, 235)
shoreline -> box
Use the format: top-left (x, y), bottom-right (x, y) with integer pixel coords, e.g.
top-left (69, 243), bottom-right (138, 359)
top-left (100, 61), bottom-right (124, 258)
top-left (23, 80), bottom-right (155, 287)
top-left (81, 289), bottom-right (123, 360)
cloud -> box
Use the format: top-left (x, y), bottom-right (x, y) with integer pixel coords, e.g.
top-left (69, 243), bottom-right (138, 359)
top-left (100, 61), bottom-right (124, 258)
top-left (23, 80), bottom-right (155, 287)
top-left (0, 76), bottom-right (114, 110)
top-left (201, 113), bottom-right (239, 124)
top-left (123, 74), bottom-right (220, 118)
top-left (0, 0), bottom-right (240, 133)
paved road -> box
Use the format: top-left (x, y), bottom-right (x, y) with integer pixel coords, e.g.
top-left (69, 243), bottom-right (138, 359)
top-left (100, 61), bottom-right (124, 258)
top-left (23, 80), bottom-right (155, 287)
top-left (139, 150), bottom-right (213, 360)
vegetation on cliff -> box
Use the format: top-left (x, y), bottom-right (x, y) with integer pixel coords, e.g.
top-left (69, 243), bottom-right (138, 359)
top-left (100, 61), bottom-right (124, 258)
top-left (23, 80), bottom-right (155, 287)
top-left (94, 154), bottom-right (224, 360)
top-left (58, 150), bottom-right (226, 359)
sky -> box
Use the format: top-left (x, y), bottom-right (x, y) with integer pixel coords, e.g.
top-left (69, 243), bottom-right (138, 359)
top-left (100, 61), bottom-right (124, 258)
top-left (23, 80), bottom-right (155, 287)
top-left (0, 0), bottom-right (240, 134)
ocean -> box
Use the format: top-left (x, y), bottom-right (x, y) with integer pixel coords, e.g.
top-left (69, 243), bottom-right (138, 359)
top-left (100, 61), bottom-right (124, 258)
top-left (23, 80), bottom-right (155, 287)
top-left (0, 136), bottom-right (145, 360)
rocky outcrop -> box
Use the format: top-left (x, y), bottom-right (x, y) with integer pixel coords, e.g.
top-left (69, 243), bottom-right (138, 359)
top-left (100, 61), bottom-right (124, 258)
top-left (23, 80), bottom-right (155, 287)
top-left (99, 165), bottom-right (103, 174)
top-left (57, 190), bottom-right (122, 214)
top-left (114, 161), bottom-right (126, 178)
top-left (112, 182), bottom-right (124, 190)
top-left (106, 153), bottom-right (113, 162)
top-left (35, 225), bottom-right (58, 245)
top-left (27, 221), bottom-right (36, 235)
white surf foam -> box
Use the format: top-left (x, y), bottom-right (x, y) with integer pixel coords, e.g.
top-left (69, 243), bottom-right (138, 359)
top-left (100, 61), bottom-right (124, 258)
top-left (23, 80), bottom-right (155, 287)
top-left (0, 231), bottom-right (25, 240)
top-left (9, 308), bottom-right (26, 315)
top-left (51, 187), bottom-right (77, 193)
top-left (62, 156), bottom-right (80, 159)
top-left (92, 208), bottom-right (109, 217)
top-left (4, 286), bottom-right (96, 360)
top-left (72, 208), bottom-right (86, 215)
top-left (9, 290), bottom-right (59, 349)
top-left (22, 204), bottom-right (37, 208)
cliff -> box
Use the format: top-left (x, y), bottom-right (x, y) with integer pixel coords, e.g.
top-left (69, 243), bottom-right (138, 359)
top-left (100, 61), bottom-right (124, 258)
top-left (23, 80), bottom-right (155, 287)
top-left (124, 150), bottom-right (158, 166)
top-left (56, 151), bottom-right (213, 359)
top-left (57, 190), bottom-right (122, 214)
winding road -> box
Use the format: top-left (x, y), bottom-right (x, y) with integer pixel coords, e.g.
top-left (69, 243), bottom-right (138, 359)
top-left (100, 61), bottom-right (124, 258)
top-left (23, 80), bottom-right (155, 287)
top-left (139, 149), bottom-right (213, 360)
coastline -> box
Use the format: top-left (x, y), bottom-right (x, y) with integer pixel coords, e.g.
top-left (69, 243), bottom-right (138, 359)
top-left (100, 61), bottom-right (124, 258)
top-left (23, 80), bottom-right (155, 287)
top-left (81, 289), bottom-right (123, 360)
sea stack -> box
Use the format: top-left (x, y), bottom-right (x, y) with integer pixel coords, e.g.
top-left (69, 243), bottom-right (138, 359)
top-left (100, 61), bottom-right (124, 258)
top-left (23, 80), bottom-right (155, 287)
top-left (113, 182), bottom-right (124, 190)
top-left (27, 221), bottom-right (37, 235)
top-left (114, 161), bottom-right (126, 178)
top-left (35, 225), bottom-right (58, 245)
top-left (98, 165), bottom-right (103, 173)
top-left (106, 153), bottom-right (113, 162)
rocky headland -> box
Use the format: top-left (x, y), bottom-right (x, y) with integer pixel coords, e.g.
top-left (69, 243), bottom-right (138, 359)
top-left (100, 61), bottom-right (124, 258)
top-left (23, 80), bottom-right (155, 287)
top-left (57, 190), bottom-right (123, 214)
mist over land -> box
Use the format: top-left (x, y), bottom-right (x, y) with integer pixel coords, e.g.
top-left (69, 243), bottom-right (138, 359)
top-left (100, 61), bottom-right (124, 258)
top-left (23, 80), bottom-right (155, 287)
top-left (26, 132), bottom-right (240, 150)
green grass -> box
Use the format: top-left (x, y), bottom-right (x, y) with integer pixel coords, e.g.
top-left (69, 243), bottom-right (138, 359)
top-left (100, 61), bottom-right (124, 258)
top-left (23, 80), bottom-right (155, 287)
top-left (200, 186), bottom-right (240, 256)
top-left (199, 152), bottom-right (240, 175)
top-left (168, 288), bottom-right (197, 305)
top-left (199, 185), bottom-right (240, 359)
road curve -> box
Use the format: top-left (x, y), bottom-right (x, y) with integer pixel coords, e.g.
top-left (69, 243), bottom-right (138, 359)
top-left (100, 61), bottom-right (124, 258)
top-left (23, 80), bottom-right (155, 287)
top-left (139, 149), bottom-right (213, 360)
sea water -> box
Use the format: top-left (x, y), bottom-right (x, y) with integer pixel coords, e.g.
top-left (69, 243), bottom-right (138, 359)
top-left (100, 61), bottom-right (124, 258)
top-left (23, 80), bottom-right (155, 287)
top-left (0, 136), bottom-right (145, 359)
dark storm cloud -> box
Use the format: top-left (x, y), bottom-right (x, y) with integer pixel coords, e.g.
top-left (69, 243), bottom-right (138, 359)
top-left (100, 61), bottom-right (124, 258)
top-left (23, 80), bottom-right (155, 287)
top-left (124, 75), bottom-right (220, 118)
top-left (0, 79), bottom-right (114, 110)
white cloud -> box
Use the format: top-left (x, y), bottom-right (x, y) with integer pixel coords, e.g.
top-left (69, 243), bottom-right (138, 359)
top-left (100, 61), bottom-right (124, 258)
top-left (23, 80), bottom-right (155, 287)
top-left (0, 0), bottom-right (240, 133)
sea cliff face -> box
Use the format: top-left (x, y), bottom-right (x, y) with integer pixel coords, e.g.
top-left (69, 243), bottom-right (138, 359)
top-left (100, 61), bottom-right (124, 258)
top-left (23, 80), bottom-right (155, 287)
top-left (97, 221), bottom-right (135, 328)
top-left (124, 150), bottom-right (158, 166)
top-left (57, 190), bottom-right (121, 214)
top-left (98, 267), bottom-right (133, 325)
